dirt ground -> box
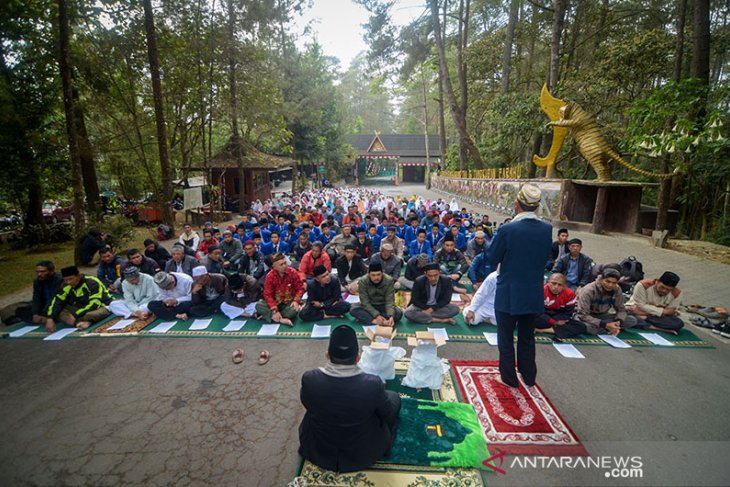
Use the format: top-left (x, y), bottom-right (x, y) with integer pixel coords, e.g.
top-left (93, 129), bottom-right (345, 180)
top-left (666, 239), bottom-right (730, 265)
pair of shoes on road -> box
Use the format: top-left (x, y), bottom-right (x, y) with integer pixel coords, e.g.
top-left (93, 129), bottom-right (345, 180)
top-left (711, 322), bottom-right (730, 339)
top-left (690, 316), bottom-right (716, 328)
top-left (231, 348), bottom-right (272, 365)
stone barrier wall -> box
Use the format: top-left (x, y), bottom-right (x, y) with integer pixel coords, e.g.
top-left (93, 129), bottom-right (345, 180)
top-left (431, 175), bottom-right (563, 220)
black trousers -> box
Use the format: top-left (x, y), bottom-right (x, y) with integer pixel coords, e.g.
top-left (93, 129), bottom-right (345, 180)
top-left (496, 311), bottom-right (537, 387)
top-left (641, 315), bottom-right (684, 331)
top-left (298, 301), bottom-right (351, 322)
top-left (350, 304), bottom-right (403, 326)
top-left (190, 296), bottom-right (225, 317)
top-left (383, 390), bottom-right (401, 454)
top-left (148, 300), bottom-right (192, 320)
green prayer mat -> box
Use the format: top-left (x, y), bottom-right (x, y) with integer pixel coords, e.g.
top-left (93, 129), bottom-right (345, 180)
top-left (382, 398), bottom-right (490, 469)
top-left (1, 307), bottom-right (712, 347)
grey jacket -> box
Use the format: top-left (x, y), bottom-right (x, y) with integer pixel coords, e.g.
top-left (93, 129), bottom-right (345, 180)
top-left (220, 239), bottom-right (244, 265)
top-left (356, 273), bottom-right (396, 318)
top-left (369, 252), bottom-right (402, 281)
top-left (164, 255), bottom-right (202, 277)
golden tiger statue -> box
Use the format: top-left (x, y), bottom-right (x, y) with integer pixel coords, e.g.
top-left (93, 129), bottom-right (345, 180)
top-left (533, 85), bottom-right (675, 181)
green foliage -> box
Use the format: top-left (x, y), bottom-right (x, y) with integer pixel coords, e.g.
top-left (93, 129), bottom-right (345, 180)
top-left (97, 214), bottom-right (136, 251)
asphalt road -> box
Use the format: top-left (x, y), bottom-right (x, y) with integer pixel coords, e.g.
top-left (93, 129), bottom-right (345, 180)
top-left (0, 183), bottom-right (728, 487)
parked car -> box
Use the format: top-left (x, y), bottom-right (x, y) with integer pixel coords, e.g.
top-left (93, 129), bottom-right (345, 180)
top-left (0, 210), bottom-right (22, 229)
top-left (42, 201), bottom-right (74, 224)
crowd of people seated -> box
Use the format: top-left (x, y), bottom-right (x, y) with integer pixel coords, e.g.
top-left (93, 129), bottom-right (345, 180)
top-left (10, 188), bottom-right (685, 340)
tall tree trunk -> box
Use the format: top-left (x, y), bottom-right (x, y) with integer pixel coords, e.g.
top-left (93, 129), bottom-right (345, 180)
top-left (227, 0), bottom-right (245, 214)
top-left (564, 1), bottom-right (582, 77)
top-left (656, 0), bottom-right (688, 231)
top-left (524, 2), bottom-right (539, 86)
top-left (58, 0), bottom-right (86, 265)
top-left (501, 0), bottom-right (520, 94)
top-left (437, 69), bottom-right (447, 158)
top-left (143, 0), bottom-right (174, 227)
top-left (73, 89), bottom-right (102, 221)
top-left (548, 0), bottom-right (567, 90)
top-left (594, 0), bottom-right (609, 51)
top-left (429, 0), bottom-right (484, 170)
top-left (457, 0), bottom-right (470, 171)
top-left (691, 0), bottom-right (711, 85)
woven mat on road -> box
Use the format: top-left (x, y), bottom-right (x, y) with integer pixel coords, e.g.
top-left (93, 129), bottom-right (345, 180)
top-left (291, 360), bottom-right (488, 487)
top-left (451, 359), bottom-right (589, 457)
top-left (1, 309), bottom-right (711, 347)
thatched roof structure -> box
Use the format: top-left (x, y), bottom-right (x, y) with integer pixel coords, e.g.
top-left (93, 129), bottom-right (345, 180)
top-left (191, 136), bottom-right (293, 171)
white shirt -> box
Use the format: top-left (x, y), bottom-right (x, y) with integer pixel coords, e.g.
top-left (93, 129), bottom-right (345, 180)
top-left (157, 272), bottom-right (193, 303)
top-left (465, 270), bottom-right (498, 322)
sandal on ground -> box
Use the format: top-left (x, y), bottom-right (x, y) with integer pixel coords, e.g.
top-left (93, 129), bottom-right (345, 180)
top-left (232, 348), bottom-right (244, 364)
top-left (690, 317), bottom-right (714, 328)
top-left (258, 350), bottom-right (271, 365)
top-left (685, 304), bottom-right (703, 313)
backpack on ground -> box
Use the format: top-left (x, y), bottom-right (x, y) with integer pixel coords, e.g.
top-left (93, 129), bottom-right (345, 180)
top-left (620, 256), bottom-right (644, 283)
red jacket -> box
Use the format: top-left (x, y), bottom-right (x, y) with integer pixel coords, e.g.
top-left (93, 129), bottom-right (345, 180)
top-left (263, 267), bottom-right (304, 309)
top-left (543, 285), bottom-right (577, 325)
top-left (298, 250), bottom-right (332, 280)
top-left (342, 213), bottom-right (361, 226)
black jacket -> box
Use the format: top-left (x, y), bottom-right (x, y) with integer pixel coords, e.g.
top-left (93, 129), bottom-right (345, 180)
top-left (223, 275), bottom-right (262, 308)
top-left (408, 274), bottom-right (453, 309)
top-left (354, 238), bottom-right (374, 260)
top-left (551, 253), bottom-right (594, 287)
top-left (306, 276), bottom-right (343, 306)
top-left (299, 369), bottom-right (397, 472)
top-left (32, 274), bottom-right (64, 316)
top-left (404, 256), bottom-right (425, 281)
top-left (238, 251), bottom-right (266, 280)
top-left (80, 235), bottom-right (106, 265)
top-left (334, 255), bottom-right (367, 284)
top-left (164, 255), bottom-right (202, 277)
top-left (145, 244), bottom-right (171, 268)
top-left (550, 241), bottom-right (569, 261)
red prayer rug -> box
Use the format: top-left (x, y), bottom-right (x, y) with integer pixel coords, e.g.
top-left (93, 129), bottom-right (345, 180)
top-left (450, 360), bottom-right (588, 456)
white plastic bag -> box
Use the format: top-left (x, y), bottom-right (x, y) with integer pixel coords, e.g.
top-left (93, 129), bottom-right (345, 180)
top-left (402, 344), bottom-right (447, 390)
top-left (358, 346), bottom-right (406, 382)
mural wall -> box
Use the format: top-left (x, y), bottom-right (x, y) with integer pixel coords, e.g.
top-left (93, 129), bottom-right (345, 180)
top-left (431, 175), bottom-right (562, 219)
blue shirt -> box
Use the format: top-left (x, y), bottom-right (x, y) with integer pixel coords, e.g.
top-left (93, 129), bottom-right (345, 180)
top-left (408, 239), bottom-right (433, 259)
top-left (566, 257), bottom-right (579, 285)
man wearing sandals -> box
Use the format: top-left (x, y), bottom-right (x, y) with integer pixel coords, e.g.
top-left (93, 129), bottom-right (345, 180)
top-left (625, 271), bottom-right (684, 334)
top-left (45, 266), bottom-right (112, 332)
top-left (299, 325), bottom-right (401, 472)
top-left (255, 253), bottom-right (304, 326)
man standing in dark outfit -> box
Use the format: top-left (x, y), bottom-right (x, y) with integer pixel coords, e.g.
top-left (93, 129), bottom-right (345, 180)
top-left (487, 184), bottom-right (552, 388)
top-left (299, 325), bottom-right (401, 472)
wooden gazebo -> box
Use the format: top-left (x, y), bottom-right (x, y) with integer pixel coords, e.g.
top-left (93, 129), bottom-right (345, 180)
top-left (192, 137), bottom-right (293, 205)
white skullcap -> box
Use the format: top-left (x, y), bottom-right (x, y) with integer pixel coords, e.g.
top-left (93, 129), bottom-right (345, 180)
top-left (192, 266), bottom-right (208, 277)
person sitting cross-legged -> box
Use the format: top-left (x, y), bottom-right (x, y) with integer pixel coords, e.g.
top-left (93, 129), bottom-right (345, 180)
top-left (239, 240), bottom-right (266, 283)
top-left (299, 265), bottom-right (351, 321)
top-left (148, 271), bottom-right (194, 320)
top-left (534, 273), bottom-right (580, 338)
top-left (334, 244), bottom-right (368, 294)
top-left (10, 260), bottom-right (64, 325)
top-left (298, 241), bottom-right (332, 282)
top-left (45, 266), bottom-right (112, 332)
top-left (189, 267), bottom-right (228, 317)
top-left (255, 253), bottom-right (304, 327)
top-left (219, 230), bottom-right (244, 271)
top-left (433, 234), bottom-right (468, 285)
top-left (404, 263), bottom-right (460, 325)
top-left (221, 273), bottom-right (262, 319)
top-left (463, 269), bottom-right (498, 326)
top-left (108, 266), bottom-right (158, 319)
top-left (573, 267), bottom-right (638, 336)
top-left (144, 238), bottom-right (171, 269)
top-left (407, 229), bottom-right (432, 260)
top-left (349, 263), bottom-right (403, 327)
top-left (298, 325), bottom-right (401, 473)
top-left (625, 271), bottom-right (684, 335)
top-left (369, 242), bottom-right (402, 289)
top-left (398, 253), bottom-right (429, 291)
top-left (165, 244), bottom-right (202, 277)
top-left (202, 245), bottom-right (224, 274)
top-left (551, 238), bottom-right (593, 292)
top-left (97, 247), bottom-right (124, 292)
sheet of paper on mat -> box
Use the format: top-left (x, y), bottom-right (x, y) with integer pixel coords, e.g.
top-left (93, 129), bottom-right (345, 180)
top-left (9, 325), bottom-right (39, 338)
top-left (257, 324), bottom-right (280, 336)
top-left (345, 294), bottom-right (360, 304)
top-left (222, 320), bottom-right (247, 332)
top-left (362, 325), bottom-right (376, 335)
top-left (108, 318), bottom-right (136, 331)
top-left (451, 293), bottom-right (462, 302)
top-left (311, 324), bottom-right (331, 338)
top-left (598, 334), bottom-right (631, 348)
top-left (638, 332), bottom-right (675, 346)
top-left (220, 302), bottom-right (256, 320)
top-left (43, 328), bottom-right (77, 341)
top-left (428, 328), bottom-right (449, 341)
top-left (483, 332), bottom-right (499, 346)
top-left (149, 321), bottom-right (177, 334)
top-left (553, 343), bottom-right (585, 358)
top-left (302, 292), bottom-right (308, 300)
top-left (189, 318), bottom-right (212, 330)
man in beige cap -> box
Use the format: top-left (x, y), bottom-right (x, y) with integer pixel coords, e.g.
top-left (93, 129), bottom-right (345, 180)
top-left (486, 183), bottom-right (552, 388)
top-left (465, 230), bottom-right (488, 261)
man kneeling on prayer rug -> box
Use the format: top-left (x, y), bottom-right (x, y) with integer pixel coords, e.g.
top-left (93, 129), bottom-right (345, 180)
top-left (298, 325), bottom-right (401, 473)
top-left (625, 271), bottom-right (684, 335)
